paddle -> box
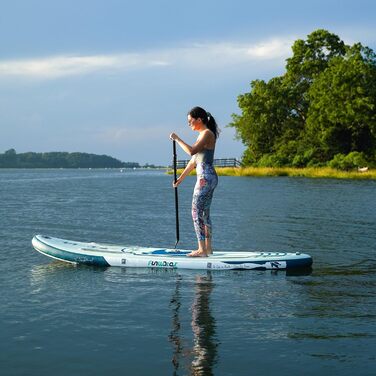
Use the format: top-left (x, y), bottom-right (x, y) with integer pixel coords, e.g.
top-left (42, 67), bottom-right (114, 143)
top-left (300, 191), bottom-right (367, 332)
top-left (173, 140), bottom-right (180, 248)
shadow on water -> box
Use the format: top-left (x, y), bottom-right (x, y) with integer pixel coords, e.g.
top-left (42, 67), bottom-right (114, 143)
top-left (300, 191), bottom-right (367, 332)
top-left (169, 271), bottom-right (218, 376)
top-left (286, 267), bottom-right (313, 276)
top-left (314, 259), bottom-right (376, 276)
top-left (284, 259), bottom-right (376, 345)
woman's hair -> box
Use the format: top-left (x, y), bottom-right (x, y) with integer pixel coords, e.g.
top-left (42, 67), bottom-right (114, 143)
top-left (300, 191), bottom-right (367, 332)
top-left (188, 106), bottom-right (220, 139)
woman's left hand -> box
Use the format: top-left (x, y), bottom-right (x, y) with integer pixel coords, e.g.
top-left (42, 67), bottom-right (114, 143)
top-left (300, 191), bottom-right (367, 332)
top-left (169, 133), bottom-right (179, 141)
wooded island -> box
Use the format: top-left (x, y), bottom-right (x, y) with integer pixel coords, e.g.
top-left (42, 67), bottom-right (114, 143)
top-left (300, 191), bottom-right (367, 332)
top-left (0, 149), bottom-right (140, 169)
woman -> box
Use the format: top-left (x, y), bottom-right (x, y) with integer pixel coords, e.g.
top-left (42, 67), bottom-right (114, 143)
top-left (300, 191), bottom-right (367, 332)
top-left (169, 106), bottom-right (219, 257)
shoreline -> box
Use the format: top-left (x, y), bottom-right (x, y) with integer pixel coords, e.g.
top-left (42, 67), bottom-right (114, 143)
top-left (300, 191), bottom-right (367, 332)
top-left (217, 167), bottom-right (376, 179)
top-left (2, 167), bottom-right (375, 179)
top-left (172, 167), bottom-right (376, 180)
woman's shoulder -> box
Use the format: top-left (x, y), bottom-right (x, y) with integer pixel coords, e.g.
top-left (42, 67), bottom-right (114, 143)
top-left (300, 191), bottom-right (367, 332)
top-left (196, 129), bottom-right (215, 150)
top-left (203, 128), bottom-right (216, 140)
top-left (203, 129), bottom-right (216, 147)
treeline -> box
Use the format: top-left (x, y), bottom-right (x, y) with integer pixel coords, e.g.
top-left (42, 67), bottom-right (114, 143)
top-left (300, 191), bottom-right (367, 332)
top-left (0, 149), bottom-right (140, 168)
top-left (230, 29), bottom-right (376, 170)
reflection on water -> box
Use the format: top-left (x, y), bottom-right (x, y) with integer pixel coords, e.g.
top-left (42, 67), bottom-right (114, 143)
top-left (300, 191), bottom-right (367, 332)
top-left (169, 272), bottom-right (218, 376)
top-left (169, 275), bottom-right (183, 375)
top-left (190, 273), bottom-right (218, 376)
top-left (31, 262), bottom-right (220, 375)
top-left (30, 261), bottom-right (77, 282)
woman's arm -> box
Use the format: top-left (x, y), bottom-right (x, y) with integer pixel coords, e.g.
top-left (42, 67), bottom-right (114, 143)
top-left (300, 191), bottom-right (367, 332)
top-left (173, 157), bottom-right (196, 187)
top-left (170, 131), bottom-right (212, 157)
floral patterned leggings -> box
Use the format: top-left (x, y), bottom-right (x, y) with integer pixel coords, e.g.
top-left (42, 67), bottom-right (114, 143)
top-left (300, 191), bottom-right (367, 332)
top-left (192, 164), bottom-right (218, 241)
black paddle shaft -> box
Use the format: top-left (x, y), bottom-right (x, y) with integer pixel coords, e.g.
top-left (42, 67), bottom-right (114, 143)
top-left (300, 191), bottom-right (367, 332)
top-left (173, 140), bottom-right (180, 248)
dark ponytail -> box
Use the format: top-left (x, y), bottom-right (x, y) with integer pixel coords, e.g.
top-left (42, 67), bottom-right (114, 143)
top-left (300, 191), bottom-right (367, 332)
top-left (188, 106), bottom-right (220, 139)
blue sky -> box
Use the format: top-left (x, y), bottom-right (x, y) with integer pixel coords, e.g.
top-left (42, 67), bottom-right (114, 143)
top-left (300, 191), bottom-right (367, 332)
top-left (1, 0), bottom-right (375, 165)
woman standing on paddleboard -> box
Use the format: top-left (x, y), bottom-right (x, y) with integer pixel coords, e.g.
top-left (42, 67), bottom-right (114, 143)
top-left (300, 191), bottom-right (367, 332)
top-left (170, 106), bottom-right (219, 257)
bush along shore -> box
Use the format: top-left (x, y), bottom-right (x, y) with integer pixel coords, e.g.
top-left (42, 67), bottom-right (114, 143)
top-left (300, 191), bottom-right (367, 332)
top-left (172, 167), bottom-right (376, 180)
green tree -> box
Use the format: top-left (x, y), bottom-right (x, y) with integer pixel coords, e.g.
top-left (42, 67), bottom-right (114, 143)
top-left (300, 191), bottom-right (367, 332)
top-left (230, 29), bottom-right (376, 167)
top-left (5, 148), bottom-right (17, 155)
top-left (232, 77), bottom-right (291, 164)
top-left (286, 29), bottom-right (346, 81)
top-left (0, 149), bottom-right (18, 167)
top-left (283, 29), bottom-right (347, 139)
top-left (306, 44), bottom-right (376, 161)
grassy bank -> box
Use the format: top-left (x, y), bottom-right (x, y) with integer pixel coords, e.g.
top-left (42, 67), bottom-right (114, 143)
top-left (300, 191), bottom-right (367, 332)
top-left (172, 167), bottom-right (376, 179)
top-left (217, 167), bottom-right (376, 179)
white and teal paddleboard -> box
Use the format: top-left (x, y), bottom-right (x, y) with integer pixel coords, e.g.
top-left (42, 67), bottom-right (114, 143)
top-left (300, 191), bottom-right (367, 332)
top-left (32, 235), bottom-right (312, 271)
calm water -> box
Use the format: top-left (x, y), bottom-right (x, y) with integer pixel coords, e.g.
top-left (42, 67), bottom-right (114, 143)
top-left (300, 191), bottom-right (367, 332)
top-left (0, 169), bottom-right (375, 376)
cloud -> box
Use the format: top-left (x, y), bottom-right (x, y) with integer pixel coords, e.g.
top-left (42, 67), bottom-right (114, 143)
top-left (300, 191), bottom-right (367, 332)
top-left (0, 53), bottom-right (169, 79)
top-left (246, 39), bottom-right (293, 58)
top-left (95, 125), bottom-right (170, 144)
top-left (0, 37), bottom-right (294, 80)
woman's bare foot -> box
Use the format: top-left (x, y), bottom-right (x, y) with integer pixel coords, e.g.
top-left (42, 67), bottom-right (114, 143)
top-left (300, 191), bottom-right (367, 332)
top-left (187, 250), bottom-right (208, 257)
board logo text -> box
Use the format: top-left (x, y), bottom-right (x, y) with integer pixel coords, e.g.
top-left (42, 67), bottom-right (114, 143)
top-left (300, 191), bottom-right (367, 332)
top-left (148, 260), bottom-right (177, 268)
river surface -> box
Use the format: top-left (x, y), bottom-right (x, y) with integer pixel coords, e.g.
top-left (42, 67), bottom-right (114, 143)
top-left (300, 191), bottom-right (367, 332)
top-left (0, 169), bottom-right (375, 375)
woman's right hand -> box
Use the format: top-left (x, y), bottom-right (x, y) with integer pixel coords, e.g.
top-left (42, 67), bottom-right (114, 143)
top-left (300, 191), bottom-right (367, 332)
top-left (172, 177), bottom-right (182, 188)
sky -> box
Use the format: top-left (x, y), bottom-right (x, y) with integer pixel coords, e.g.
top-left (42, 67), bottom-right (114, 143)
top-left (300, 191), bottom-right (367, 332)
top-left (0, 0), bottom-right (375, 165)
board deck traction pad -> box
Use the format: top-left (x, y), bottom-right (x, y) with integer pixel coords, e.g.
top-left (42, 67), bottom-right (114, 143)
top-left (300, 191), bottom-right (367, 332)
top-left (32, 235), bottom-right (313, 271)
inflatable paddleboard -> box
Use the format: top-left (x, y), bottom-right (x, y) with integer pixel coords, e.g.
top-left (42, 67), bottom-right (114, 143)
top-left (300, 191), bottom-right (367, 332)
top-left (32, 235), bottom-right (312, 270)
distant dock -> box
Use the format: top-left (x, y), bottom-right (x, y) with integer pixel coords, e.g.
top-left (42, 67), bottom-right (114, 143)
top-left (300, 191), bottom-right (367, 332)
top-left (175, 158), bottom-right (241, 169)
